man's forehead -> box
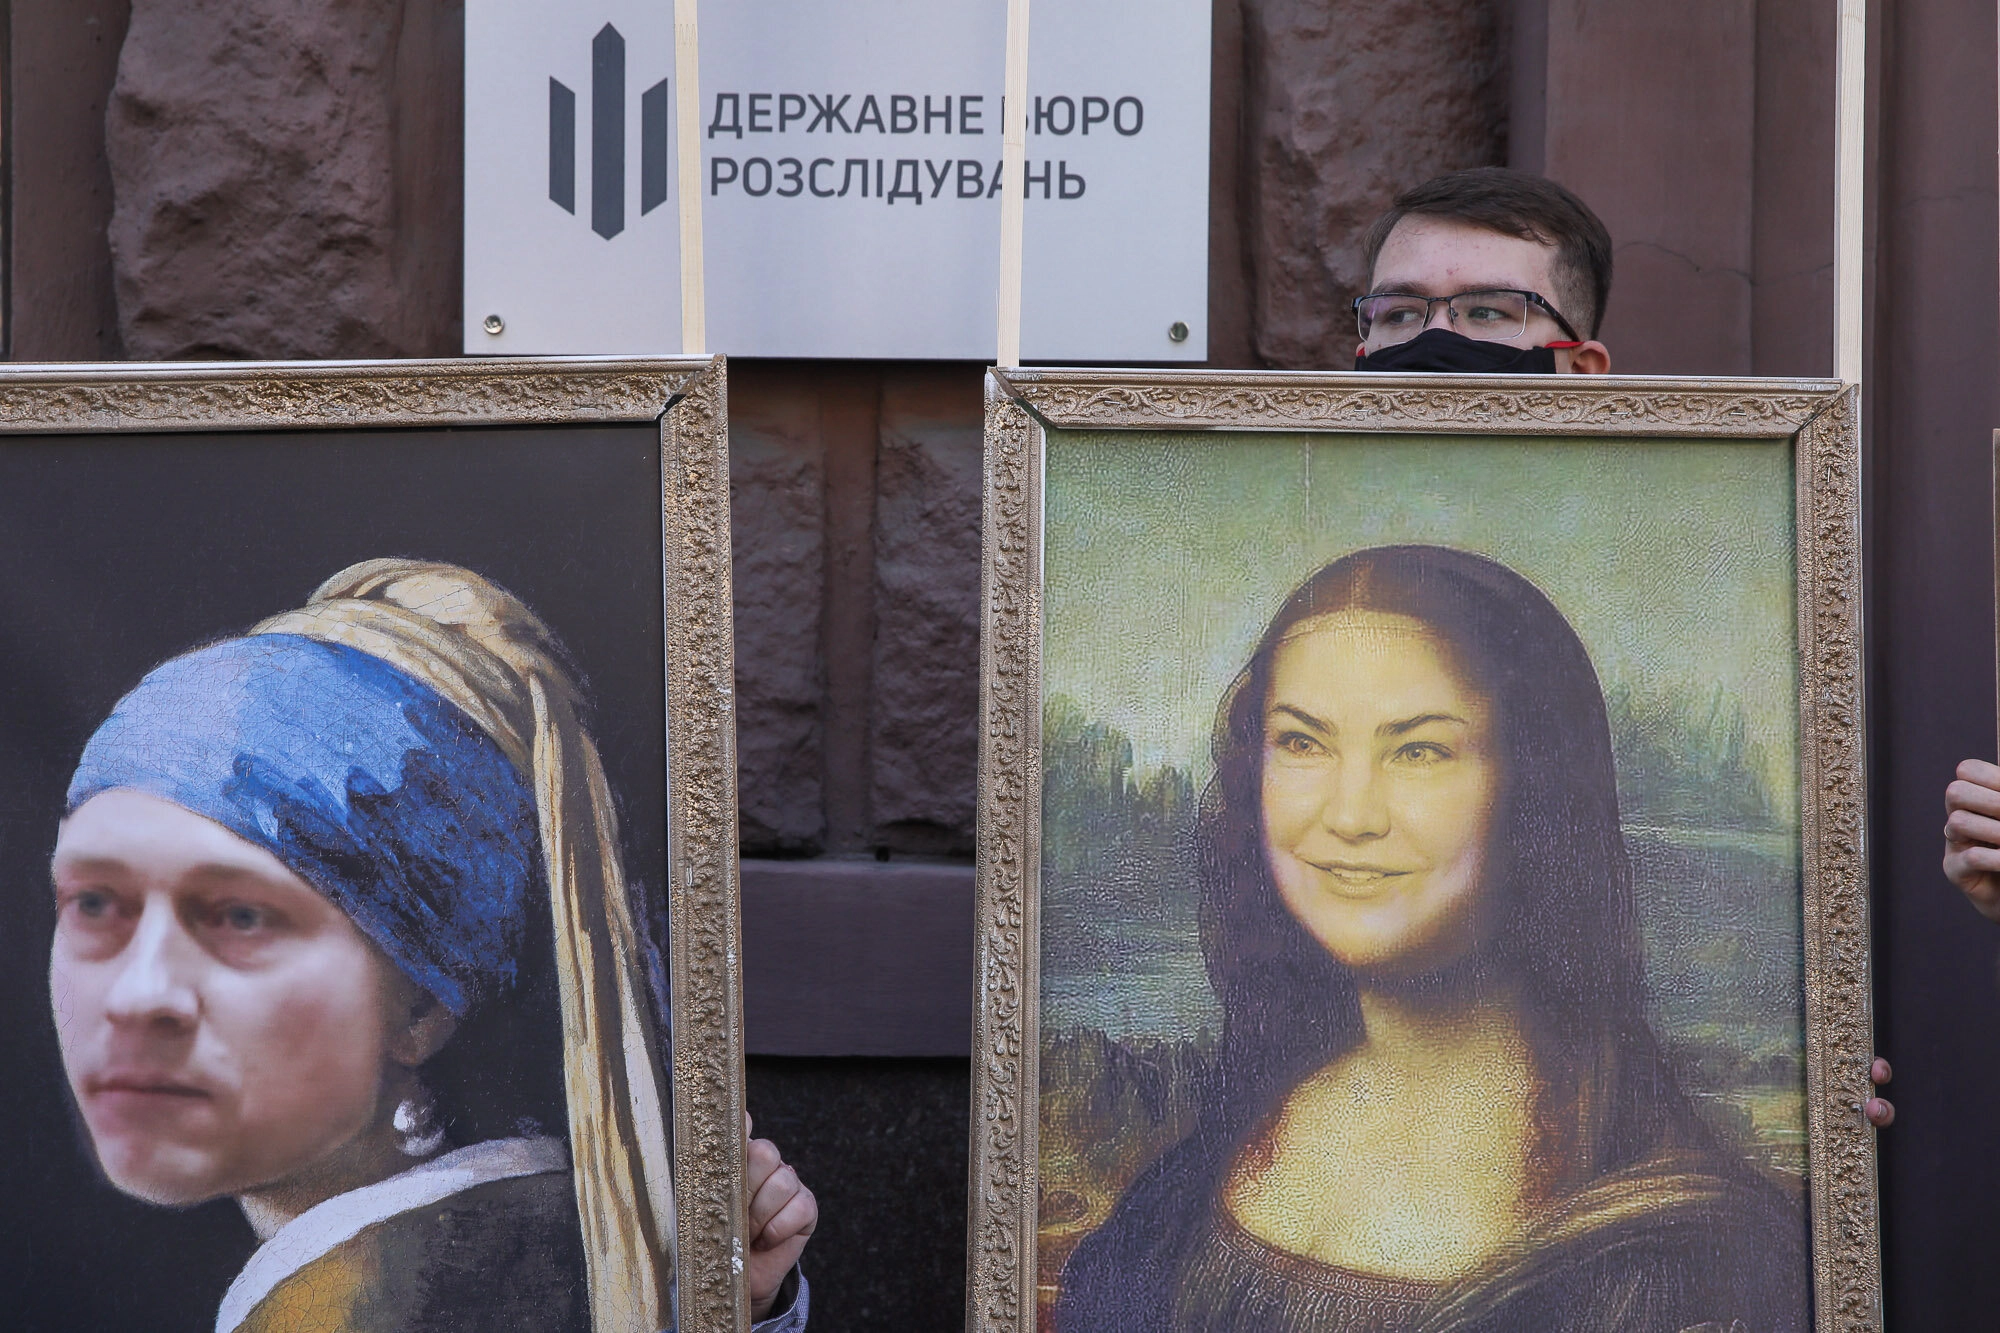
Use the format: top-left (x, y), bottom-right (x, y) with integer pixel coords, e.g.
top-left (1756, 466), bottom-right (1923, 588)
top-left (1369, 216), bottom-right (1561, 296)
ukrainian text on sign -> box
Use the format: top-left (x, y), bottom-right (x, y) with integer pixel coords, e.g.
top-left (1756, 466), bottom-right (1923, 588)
top-left (466, 0), bottom-right (1210, 360)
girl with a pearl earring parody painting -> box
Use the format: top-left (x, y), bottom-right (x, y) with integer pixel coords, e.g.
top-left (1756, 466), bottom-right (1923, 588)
top-left (48, 560), bottom-right (816, 1333)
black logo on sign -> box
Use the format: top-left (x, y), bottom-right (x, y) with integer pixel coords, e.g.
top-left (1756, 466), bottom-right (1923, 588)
top-left (549, 24), bottom-right (670, 240)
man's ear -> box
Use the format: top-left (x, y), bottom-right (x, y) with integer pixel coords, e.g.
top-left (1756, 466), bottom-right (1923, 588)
top-left (386, 982), bottom-right (459, 1067)
top-left (1565, 341), bottom-right (1611, 375)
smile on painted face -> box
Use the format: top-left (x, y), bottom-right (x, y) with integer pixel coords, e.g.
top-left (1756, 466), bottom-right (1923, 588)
top-left (49, 789), bottom-right (409, 1207)
top-left (1260, 610), bottom-right (1499, 979)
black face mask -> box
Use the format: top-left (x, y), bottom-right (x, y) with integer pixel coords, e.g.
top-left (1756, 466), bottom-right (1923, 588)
top-left (1354, 327), bottom-right (1563, 374)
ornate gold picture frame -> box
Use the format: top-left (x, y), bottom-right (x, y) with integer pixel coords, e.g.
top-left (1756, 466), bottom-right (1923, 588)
top-left (970, 370), bottom-right (1879, 1333)
top-left (0, 357), bottom-right (751, 1333)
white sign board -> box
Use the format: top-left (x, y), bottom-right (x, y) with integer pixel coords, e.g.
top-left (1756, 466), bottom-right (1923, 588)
top-left (465, 0), bottom-right (1210, 360)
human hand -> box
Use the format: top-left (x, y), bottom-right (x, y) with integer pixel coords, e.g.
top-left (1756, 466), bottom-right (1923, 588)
top-left (1864, 1056), bottom-right (1893, 1128)
top-left (1944, 759), bottom-right (2000, 920)
top-left (745, 1113), bottom-right (817, 1321)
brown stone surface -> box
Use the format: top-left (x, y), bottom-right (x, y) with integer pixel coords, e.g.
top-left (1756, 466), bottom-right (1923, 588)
top-left (727, 363), bottom-right (984, 859)
top-left (8, 0), bottom-right (131, 360)
top-left (1202, 0), bottom-right (1254, 369)
top-left (1512, 0), bottom-right (1833, 377)
top-left (1539, 1), bottom-right (1757, 374)
top-left (1749, 0), bottom-right (1835, 378)
top-left (105, 0), bottom-right (461, 359)
top-left (869, 367), bottom-right (984, 855)
top-left (1239, 0), bottom-right (1506, 369)
top-left (730, 364), bottom-right (828, 854)
top-left (818, 372), bottom-right (883, 853)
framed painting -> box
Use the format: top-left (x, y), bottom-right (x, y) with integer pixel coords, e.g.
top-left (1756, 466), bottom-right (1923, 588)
top-left (969, 370), bottom-right (1880, 1333)
top-left (0, 358), bottom-right (749, 1333)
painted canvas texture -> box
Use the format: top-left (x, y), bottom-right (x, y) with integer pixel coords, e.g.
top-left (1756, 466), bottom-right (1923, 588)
top-left (1037, 429), bottom-right (1811, 1333)
top-left (0, 427), bottom-right (671, 1332)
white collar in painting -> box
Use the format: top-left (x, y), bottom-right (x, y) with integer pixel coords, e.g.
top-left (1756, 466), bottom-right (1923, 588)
top-left (215, 1135), bottom-right (570, 1333)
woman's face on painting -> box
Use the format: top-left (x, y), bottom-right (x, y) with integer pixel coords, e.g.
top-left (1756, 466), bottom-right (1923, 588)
top-left (49, 789), bottom-right (414, 1206)
top-left (1260, 610), bottom-right (1499, 979)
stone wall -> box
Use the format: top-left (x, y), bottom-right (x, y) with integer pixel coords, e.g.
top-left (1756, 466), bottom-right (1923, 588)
top-left (34, 0), bottom-right (1520, 858)
top-left (1241, 0), bottom-right (1507, 366)
top-left (105, 0), bottom-right (462, 360)
top-left (8, 0), bottom-right (128, 359)
top-left (729, 367), bottom-right (830, 852)
top-left (727, 362), bottom-right (987, 859)
top-left (1518, 0), bottom-right (1836, 376)
top-left (63, 0), bottom-right (1518, 863)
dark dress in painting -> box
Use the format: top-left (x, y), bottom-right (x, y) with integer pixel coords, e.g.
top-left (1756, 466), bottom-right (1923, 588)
top-left (231, 1155), bottom-right (590, 1333)
top-left (221, 1137), bottom-right (809, 1333)
top-left (1056, 1134), bottom-right (1807, 1333)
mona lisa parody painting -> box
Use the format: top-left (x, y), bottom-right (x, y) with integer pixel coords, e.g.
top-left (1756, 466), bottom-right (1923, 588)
top-left (0, 359), bottom-right (751, 1333)
top-left (968, 371), bottom-right (1881, 1333)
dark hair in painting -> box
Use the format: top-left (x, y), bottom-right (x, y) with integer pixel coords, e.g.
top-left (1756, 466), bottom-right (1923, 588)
top-left (1194, 544), bottom-right (1703, 1179)
top-left (424, 900), bottom-right (571, 1142)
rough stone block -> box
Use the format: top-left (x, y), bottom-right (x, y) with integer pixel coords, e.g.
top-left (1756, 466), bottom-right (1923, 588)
top-left (106, 0), bottom-right (460, 359)
top-left (1242, 0), bottom-right (1505, 368)
top-left (730, 367), bottom-right (827, 854)
top-left (869, 368), bottom-right (983, 854)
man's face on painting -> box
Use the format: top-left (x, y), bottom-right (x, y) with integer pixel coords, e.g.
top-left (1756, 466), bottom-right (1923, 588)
top-left (49, 789), bottom-right (410, 1206)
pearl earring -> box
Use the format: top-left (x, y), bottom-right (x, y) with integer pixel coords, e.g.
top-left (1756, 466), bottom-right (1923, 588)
top-left (393, 1087), bottom-right (446, 1158)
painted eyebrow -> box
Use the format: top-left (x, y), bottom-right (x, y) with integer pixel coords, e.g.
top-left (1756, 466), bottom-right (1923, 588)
top-left (1380, 712), bottom-right (1470, 738)
top-left (1268, 707), bottom-right (1472, 739)
top-left (51, 857), bottom-right (271, 886)
top-left (1268, 703), bottom-right (1332, 734)
top-left (51, 855), bottom-right (134, 880)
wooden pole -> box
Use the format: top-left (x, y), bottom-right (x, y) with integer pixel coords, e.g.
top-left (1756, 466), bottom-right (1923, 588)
top-left (1833, 0), bottom-right (1866, 384)
top-left (675, 0), bottom-right (707, 355)
top-left (996, 0), bottom-right (1031, 367)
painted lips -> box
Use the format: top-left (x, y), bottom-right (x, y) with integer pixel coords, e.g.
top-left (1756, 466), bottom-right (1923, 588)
top-left (1305, 860), bottom-right (1416, 891)
top-left (86, 1073), bottom-right (212, 1105)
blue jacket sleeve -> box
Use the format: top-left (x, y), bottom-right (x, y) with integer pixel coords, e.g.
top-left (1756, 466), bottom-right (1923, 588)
top-left (750, 1267), bottom-right (809, 1333)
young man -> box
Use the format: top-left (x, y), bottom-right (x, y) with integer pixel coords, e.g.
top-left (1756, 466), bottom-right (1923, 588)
top-left (1353, 167), bottom-right (1614, 375)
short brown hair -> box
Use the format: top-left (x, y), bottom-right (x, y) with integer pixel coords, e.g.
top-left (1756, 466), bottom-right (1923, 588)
top-left (1361, 168), bottom-right (1613, 338)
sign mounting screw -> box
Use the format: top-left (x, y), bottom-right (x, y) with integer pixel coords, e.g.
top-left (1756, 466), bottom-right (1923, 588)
top-left (483, 314), bottom-right (506, 335)
top-left (1167, 321), bottom-right (1189, 343)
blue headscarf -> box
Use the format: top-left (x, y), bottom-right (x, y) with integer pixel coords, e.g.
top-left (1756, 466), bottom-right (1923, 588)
top-left (66, 633), bottom-right (540, 1016)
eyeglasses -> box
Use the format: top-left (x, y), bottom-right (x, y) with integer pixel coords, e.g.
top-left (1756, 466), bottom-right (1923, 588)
top-left (1353, 288), bottom-right (1582, 349)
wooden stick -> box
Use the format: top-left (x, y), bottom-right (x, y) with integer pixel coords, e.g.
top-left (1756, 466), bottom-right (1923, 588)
top-left (675, 0), bottom-right (706, 355)
top-left (996, 0), bottom-right (1031, 368)
top-left (1833, 0), bottom-right (1866, 384)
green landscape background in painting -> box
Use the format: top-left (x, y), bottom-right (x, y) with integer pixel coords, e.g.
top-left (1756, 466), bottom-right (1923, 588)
top-left (1034, 429), bottom-right (1806, 1313)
